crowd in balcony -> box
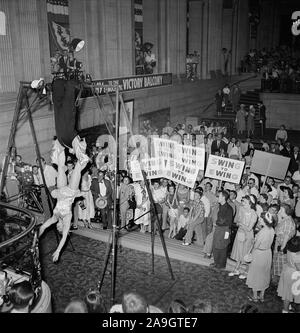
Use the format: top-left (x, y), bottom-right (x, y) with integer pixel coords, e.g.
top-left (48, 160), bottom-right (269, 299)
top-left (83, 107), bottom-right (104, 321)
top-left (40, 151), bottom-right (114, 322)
top-left (240, 45), bottom-right (300, 94)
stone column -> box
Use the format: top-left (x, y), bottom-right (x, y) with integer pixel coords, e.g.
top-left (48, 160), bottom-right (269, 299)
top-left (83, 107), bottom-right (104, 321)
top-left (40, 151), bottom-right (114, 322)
top-left (207, 0), bottom-right (223, 75)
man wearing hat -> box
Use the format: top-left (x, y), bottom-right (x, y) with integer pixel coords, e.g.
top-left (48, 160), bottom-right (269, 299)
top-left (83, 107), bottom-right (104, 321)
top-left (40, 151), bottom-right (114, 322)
top-left (91, 170), bottom-right (113, 230)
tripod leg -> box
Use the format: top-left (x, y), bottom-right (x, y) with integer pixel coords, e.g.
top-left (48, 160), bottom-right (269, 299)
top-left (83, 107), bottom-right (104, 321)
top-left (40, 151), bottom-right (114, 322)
top-left (98, 233), bottom-right (113, 293)
top-left (155, 211), bottom-right (175, 280)
top-left (151, 219), bottom-right (155, 275)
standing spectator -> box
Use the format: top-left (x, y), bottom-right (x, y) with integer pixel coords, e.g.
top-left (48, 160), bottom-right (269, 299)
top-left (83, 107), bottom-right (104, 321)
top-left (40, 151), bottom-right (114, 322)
top-left (292, 162), bottom-right (300, 186)
top-left (119, 176), bottom-right (132, 229)
top-left (246, 105), bottom-right (256, 137)
top-left (215, 89), bottom-right (223, 116)
top-left (277, 236), bottom-right (300, 313)
top-left (166, 184), bottom-right (179, 238)
top-left (222, 84), bottom-right (231, 111)
top-left (290, 146), bottom-right (300, 175)
top-left (229, 196), bottom-right (257, 278)
top-left (246, 212), bottom-right (275, 303)
top-left (257, 102), bottom-right (266, 137)
top-left (182, 191), bottom-right (205, 246)
top-left (210, 191), bottom-right (233, 269)
top-left (211, 134), bottom-right (227, 155)
top-left (32, 165), bottom-right (42, 186)
top-left (272, 204), bottom-right (296, 285)
top-left (235, 105), bottom-right (246, 136)
top-left (275, 125), bottom-right (288, 143)
top-left (78, 171), bottom-right (95, 229)
top-left (162, 121), bottom-right (173, 137)
top-left (91, 170), bottom-right (113, 230)
top-left (231, 84), bottom-right (241, 113)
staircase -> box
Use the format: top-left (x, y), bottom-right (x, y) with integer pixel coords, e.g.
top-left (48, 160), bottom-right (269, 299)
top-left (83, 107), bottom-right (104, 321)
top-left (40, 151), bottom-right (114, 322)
top-left (219, 89), bottom-right (262, 135)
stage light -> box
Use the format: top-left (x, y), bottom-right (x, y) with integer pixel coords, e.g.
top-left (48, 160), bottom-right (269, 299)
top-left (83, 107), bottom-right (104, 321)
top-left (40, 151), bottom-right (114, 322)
top-left (69, 38), bottom-right (85, 52)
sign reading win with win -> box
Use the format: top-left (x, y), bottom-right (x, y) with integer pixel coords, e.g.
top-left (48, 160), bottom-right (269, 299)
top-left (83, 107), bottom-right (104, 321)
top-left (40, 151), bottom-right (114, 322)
top-left (205, 155), bottom-right (245, 184)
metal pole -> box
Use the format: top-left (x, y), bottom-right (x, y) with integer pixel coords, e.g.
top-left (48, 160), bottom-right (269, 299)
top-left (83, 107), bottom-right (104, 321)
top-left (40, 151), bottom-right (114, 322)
top-left (0, 85), bottom-right (24, 195)
top-left (24, 88), bottom-right (54, 213)
top-left (111, 85), bottom-right (120, 306)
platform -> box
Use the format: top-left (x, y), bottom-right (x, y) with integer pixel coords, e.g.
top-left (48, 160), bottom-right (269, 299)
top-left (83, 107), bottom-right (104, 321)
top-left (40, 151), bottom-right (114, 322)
top-left (73, 223), bottom-right (236, 271)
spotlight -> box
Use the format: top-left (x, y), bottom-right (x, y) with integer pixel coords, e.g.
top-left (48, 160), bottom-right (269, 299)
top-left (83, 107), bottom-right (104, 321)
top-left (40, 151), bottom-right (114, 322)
top-left (69, 38), bottom-right (85, 53)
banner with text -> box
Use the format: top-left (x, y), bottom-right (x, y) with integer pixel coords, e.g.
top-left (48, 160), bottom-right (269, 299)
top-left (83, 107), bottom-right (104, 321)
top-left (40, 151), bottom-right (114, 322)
top-left (205, 155), bottom-right (245, 184)
top-left (92, 73), bottom-right (172, 95)
top-left (130, 158), bottom-right (165, 182)
top-left (153, 138), bottom-right (205, 188)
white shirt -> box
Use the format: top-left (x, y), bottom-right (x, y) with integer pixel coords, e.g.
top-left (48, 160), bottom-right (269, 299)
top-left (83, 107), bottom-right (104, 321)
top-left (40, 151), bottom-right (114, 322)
top-left (201, 195), bottom-right (211, 218)
top-left (42, 165), bottom-right (57, 188)
top-left (178, 215), bottom-right (189, 230)
top-left (99, 181), bottom-right (107, 197)
top-left (33, 173), bottom-right (42, 186)
top-left (292, 171), bottom-right (300, 183)
top-left (152, 187), bottom-right (166, 203)
top-left (269, 186), bottom-right (278, 199)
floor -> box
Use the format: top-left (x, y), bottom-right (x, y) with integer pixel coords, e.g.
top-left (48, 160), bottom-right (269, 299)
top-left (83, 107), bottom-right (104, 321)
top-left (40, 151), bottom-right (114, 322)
top-left (39, 226), bottom-right (284, 313)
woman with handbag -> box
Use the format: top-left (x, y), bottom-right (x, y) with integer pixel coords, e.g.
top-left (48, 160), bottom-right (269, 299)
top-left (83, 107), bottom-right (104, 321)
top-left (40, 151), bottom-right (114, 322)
top-left (166, 185), bottom-right (179, 238)
top-left (246, 212), bottom-right (275, 303)
top-left (228, 196), bottom-right (257, 279)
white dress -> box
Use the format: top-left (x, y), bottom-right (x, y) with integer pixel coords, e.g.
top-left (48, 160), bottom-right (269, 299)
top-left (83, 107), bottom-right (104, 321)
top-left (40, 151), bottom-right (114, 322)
top-left (133, 183), bottom-right (150, 226)
top-left (78, 175), bottom-right (95, 221)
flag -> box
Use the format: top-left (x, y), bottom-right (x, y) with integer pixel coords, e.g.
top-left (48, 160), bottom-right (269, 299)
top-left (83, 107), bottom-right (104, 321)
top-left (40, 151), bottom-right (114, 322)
top-left (47, 0), bottom-right (69, 16)
top-left (49, 21), bottom-right (70, 51)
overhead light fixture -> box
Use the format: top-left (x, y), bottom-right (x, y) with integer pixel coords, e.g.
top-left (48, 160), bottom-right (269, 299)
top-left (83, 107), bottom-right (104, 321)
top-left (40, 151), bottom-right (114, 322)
top-left (69, 38), bottom-right (85, 52)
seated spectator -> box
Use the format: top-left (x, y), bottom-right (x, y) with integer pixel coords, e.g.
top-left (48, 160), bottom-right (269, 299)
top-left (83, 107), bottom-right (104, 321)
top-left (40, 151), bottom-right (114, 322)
top-left (168, 299), bottom-right (188, 313)
top-left (275, 125), bottom-right (288, 143)
top-left (174, 207), bottom-right (189, 240)
top-left (8, 281), bottom-right (35, 313)
top-left (64, 299), bottom-right (88, 313)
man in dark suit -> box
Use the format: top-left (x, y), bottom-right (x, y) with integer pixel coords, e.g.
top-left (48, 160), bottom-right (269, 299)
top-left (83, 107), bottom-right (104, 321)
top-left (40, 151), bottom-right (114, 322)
top-left (211, 190), bottom-right (233, 270)
top-left (91, 170), bottom-right (113, 229)
top-left (290, 146), bottom-right (300, 175)
top-left (211, 134), bottom-right (228, 155)
top-left (257, 102), bottom-right (266, 136)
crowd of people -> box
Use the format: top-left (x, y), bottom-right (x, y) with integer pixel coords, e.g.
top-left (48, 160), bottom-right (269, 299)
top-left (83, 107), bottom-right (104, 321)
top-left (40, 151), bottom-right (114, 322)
top-left (2, 117), bottom-right (300, 313)
top-left (240, 45), bottom-right (300, 94)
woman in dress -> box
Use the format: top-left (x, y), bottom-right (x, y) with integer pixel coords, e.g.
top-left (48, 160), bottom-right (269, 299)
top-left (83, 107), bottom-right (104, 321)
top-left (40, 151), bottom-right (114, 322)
top-left (246, 212), bottom-right (275, 302)
top-left (235, 105), bottom-right (246, 136)
top-left (119, 176), bottom-right (132, 229)
top-left (277, 236), bottom-right (300, 312)
top-left (78, 171), bottom-right (95, 229)
top-left (166, 184), bottom-right (179, 238)
top-left (272, 203), bottom-right (296, 285)
top-left (206, 133), bottom-right (214, 156)
top-left (229, 195), bottom-right (257, 279)
top-left (246, 105), bottom-right (256, 137)
top-left (133, 181), bottom-right (151, 233)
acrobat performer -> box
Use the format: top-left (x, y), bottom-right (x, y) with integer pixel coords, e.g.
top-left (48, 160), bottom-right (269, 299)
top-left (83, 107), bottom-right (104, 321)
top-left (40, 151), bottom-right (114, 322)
top-left (39, 138), bottom-right (89, 262)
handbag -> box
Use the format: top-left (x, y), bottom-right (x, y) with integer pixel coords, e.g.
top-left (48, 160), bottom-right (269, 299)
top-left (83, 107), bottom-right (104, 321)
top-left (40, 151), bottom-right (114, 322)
top-left (243, 242), bottom-right (255, 263)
